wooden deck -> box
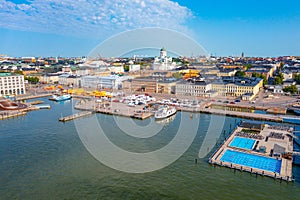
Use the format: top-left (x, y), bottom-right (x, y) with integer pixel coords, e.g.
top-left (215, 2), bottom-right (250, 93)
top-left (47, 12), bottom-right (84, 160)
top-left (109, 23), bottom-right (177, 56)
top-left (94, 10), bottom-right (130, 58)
top-left (59, 111), bottom-right (94, 122)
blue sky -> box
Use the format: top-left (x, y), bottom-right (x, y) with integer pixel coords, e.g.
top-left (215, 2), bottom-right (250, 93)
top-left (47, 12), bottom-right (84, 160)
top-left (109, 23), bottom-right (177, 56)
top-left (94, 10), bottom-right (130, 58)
top-left (0, 0), bottom-right (299, 57)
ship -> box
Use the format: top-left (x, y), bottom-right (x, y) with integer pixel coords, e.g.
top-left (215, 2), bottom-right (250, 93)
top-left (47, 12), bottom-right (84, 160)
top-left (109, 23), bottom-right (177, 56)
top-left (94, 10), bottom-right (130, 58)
top-left (154, 105), bottom-right (177, 120)
top-left (50, 94), bottom-right (72, 101)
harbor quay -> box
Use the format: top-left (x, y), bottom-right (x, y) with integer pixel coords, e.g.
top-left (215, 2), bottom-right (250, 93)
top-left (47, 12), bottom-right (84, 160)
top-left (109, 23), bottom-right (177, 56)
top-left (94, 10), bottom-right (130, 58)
top-left (209, 122), bottom-right (294, 182)
top-left (74, 99), bottom-right (154, 120)
top-left (2, 89), bottom-right (300, 124)
top-left (70, 95), bottom-right (288, 123)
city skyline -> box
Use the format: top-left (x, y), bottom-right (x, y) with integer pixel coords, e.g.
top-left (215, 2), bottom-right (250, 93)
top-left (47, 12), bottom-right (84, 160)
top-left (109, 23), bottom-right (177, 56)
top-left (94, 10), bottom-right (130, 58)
top-left (0, 0), bottom-right (300, 57)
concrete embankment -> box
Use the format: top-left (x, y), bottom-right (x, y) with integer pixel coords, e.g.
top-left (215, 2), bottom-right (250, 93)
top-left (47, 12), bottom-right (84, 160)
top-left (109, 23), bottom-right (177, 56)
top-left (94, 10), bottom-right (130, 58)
top-left (16, 93), bottom-right (52, 101)
top-left (0, 111), bottom-right (27, 120)
top-left (178, 107), bottom-right (283, 123)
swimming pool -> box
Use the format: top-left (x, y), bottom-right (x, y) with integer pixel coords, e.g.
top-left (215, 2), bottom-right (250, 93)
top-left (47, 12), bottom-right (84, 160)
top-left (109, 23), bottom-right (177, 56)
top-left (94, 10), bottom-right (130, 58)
top-left (220, 149), bottom-right (282, 173)
top-left (229, 136), bottom-right (256, 150)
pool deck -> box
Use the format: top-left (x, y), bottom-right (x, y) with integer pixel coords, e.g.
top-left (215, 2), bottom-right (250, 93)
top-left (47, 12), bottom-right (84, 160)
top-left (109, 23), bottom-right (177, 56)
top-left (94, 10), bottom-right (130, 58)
top-left (209, 124), bottom-right (294, 182)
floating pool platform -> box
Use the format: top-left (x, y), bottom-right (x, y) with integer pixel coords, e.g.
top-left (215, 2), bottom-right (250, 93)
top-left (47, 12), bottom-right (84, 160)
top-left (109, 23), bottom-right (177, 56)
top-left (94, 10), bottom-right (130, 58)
top-left (209, 123), bottom-right (294, 182)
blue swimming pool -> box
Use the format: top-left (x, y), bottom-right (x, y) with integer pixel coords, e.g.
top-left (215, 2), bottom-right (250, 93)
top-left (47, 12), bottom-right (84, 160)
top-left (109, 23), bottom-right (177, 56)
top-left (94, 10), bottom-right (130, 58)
top-left (220, 149), bottom-right (282, 173)
top-left (229, 137), bottom-right (256, 150)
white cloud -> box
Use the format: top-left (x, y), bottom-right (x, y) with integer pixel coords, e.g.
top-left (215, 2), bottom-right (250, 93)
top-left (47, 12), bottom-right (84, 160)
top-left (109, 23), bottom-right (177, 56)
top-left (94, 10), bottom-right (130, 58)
top-left (0, 0), bottom-right (193, 38)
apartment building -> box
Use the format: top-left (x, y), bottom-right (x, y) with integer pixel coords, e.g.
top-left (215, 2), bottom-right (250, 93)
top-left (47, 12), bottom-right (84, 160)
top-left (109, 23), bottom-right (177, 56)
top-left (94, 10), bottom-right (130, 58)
top-left (0, 73), bottom-right (26, 96)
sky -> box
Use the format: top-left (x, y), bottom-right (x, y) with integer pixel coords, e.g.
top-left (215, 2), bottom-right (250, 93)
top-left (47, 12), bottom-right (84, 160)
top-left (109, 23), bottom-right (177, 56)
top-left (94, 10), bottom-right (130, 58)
top-left (0, 0), bottom-right (299, 57)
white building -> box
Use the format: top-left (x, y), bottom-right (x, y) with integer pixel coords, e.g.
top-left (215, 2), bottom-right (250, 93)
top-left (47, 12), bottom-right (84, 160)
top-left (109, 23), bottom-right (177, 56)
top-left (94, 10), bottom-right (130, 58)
top-left (176, 80), bottom-right (217, 97)
top-left (129, 64), bottom-right (141, 72)
top-left (273, 85), bottom-right (284, 94)
top-left (0, 73), bottom-right (26, 96)
top-left (152, 47), bottom-right (176, 70)
top-left (58, 74), bottom-right (81, 87)
top-left (81, 75), bottom-right (131, 89)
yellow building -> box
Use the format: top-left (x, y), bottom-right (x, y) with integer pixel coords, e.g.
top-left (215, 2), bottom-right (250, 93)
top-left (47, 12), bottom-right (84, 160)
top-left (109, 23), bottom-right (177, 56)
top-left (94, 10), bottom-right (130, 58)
top-left (211, 77), bottom-right (263, 97)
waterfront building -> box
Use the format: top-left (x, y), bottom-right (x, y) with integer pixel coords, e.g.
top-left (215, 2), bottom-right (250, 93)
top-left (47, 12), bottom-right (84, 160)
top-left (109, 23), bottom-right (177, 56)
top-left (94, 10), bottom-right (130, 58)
top-left (175, 76), bottom-right (263, 99)
top-left (211, 77), bottom-right (263, 97)
top-left (123, 76), bottom-right (178, 94)
top-left (58, 74), bottom-right (81, 87)
top-left (0, 72), bottom-right (26, 96)
top-left (157, 78), bottom-right (179, 94)
top-left (71, 66), bottom-right (93, 76)
top-left (176, 79), bottom-right (217, 97)
top-left (40, 73), bottom-right (61, 84)
top-left (123, 77), bottom-right (158, 93)
top-left (81, 75), bottom-right (130, 90)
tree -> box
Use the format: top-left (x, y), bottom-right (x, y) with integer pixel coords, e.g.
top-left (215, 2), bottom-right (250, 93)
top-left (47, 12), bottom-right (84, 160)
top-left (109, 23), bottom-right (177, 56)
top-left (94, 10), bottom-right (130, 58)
top-left (283, 85), bottom-right (298, 94)
top-left (25, 76), bottom-right (39, 84)
top-left (274, 73), bottom-right (284, 85)
top-left (124, 65), bottom-right (130, 72)
top-left (14, 70), bottom-right (24, 75)
top-left (235, 71), bottom-right (246, 77)
top-left (244, 64), bottom-right (252, 70)
top-left (295, 74), bottom-right (300, 84)
top-left (172, 72), bottom-right (182, 79)
top-left (252, 72), bottom-right (267, 85)
top-left (274, 76), bottom-right (283, 85)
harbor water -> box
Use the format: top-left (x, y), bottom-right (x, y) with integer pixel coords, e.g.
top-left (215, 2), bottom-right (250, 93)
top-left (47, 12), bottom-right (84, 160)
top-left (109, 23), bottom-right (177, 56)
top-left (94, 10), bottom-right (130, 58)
top-left (0, 98), bottom-right (300, 199)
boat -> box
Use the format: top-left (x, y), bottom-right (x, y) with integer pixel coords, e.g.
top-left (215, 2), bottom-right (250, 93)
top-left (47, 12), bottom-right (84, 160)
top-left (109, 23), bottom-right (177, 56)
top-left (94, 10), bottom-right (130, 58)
top-left (282, 116), bottom-right (300, 125)
top-left (154, 105), bottom-right (177, 120)
top-left (50, 94), bottom-right (72, 101)
top-left (288, 103), bottom-right (300, 115)
top-left (155, 114), bottom-right (176, 124)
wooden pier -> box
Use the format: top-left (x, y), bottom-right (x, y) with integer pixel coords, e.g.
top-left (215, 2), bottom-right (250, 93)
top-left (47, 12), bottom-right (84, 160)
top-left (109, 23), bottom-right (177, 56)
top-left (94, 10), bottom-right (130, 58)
top-left (28, 100), bottom-right (44, 105)
top-left (0, 111), bottom-right (26, 120)
top-left (16, 93), bottom-right (52, 101)
top-left (59, 111), bottom-right (94, 122)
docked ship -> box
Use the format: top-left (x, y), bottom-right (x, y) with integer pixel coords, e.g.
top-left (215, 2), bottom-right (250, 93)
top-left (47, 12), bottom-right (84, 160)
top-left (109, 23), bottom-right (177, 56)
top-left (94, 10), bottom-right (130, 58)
top-left (154, 105), bottom-right (177, 120)
top-left (50, 94), bottom-right (72, 101)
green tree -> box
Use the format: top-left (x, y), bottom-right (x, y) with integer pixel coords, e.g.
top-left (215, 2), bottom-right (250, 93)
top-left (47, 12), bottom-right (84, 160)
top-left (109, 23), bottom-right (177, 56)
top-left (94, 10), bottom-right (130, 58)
top-left (14, 70), bottom-right (24, 75)
top-left (274, 73), bottom-right (284, 85)
top-left (172, 72), bottom-right (182, 79)
top-left (124, 65), bottom-right (130, 72)
top-left (283, 85), bottom-right (298, 94)
top-left (244, 64), bottom-right (252, 70)
top-left (252, 72), bottom-right (267, 85)
top-left (274, 76), bottom-right (283, 85)
top-left (25, 76), bottom-right (39, 84)
top-left (294, 74), bottom-right (300, 84)
top-left (235, 71), bottom-right (246, 77)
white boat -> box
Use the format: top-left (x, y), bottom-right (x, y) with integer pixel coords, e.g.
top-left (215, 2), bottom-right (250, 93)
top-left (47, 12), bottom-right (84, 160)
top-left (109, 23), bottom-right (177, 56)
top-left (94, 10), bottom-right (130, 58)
top-left (51, 94), bottom-right (72, 101)
top-left (155, 114), bottom-right (176, 124)
top-left (155, 105), bottom-right (177, 120)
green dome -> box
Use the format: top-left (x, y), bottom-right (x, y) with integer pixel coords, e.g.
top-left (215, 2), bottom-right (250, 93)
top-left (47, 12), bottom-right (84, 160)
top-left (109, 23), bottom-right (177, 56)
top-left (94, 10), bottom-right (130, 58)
top-left (160, 47), bottom-right (166, 51)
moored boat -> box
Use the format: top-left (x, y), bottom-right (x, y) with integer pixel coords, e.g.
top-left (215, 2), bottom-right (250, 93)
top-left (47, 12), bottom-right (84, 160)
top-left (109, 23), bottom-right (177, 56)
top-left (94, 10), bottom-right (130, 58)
top-left (154, 105), bottom-right (177, 120)
top-left (50, 94), bottom-right (72, 101)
